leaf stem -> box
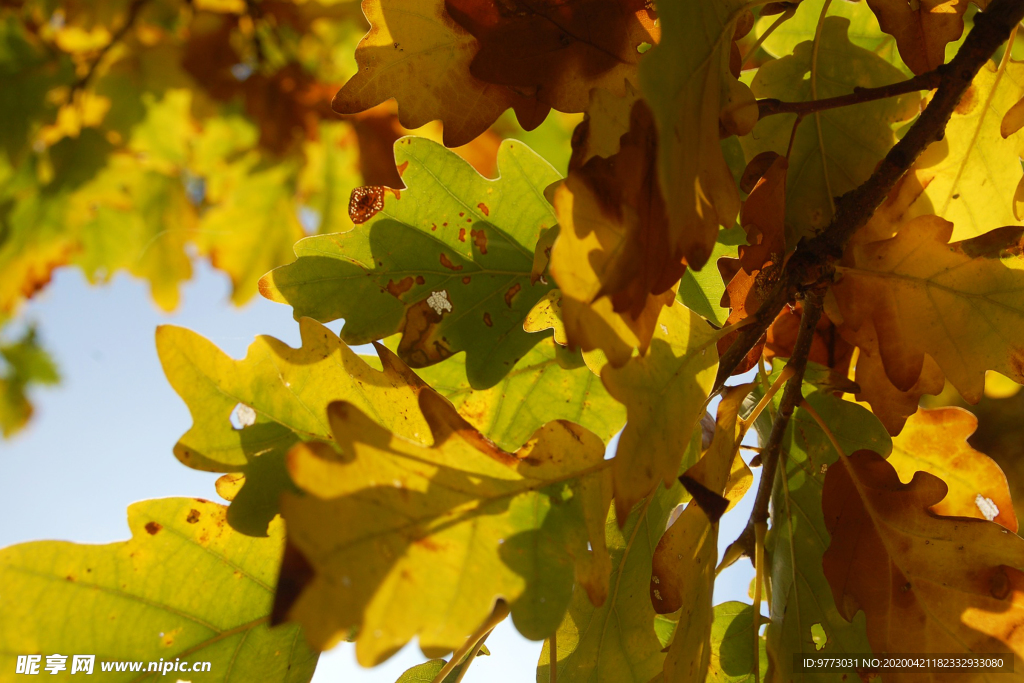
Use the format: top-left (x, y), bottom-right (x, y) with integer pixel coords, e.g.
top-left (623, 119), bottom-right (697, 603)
top-left (752, 520), bottom-right (767, 683)
top-left (722, 288), bottom-right (824, 562)
top-left (431, 601), bottom-right (509, 683)
top-left (549, 630), bottom-right (557, 683)
top-left (714, 0), bottom-right (1024, 393)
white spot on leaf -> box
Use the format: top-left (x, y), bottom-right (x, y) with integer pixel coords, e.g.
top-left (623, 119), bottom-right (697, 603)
top-left (976, 494), bottom-right (999, 521)
top-left (427, 290), bottom-right (452, 314)
top-left (230, 403), bottom-right (257, 430)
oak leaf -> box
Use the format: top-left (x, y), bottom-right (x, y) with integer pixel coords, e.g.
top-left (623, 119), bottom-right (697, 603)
top-left (906, 61), bottom-right (1024, 240)
top-left (638, 0), bottom-right (756, 268)
top-left (332, 0), bottom-right (548, 147)
top-left (708, 602), bottom-right (768, 683)
top-left (273, 391), bottom-right (612, 664)
top-left (260, 137), bottom-right (559, 389)
top-left (537, 480), bottom-right (688, 683)
top-left (651, 385), bottom-right (751, 683)
top-left (864, 0), bottom-right (981, 74)
top-left (445, 0), bottom-right (657, 113)
top-left (748, 374), bottom-right (889, 682)
top-left (549, 102), bottom-right (683, 366)
top-left (889, 406), bottom-right (1018, 530)
top-left (157, 317), bottom-right (430, 536)
top-left (0, 326), bottom-right (59, 438)
top-left (568, 82), bottom-right (642, 172)
top-left (602, 303), bottom-right (720, 523)
top-left (832, 216), bottom-right (1024, 404)
top-left (741, 17), bottom-right (920, 240)
top-left (823, 450), bottom-right (1024, 673)
top-left (0, 498), bottom-right (319, 682)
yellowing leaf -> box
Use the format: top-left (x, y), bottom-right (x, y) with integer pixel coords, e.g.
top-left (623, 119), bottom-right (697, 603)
top-left (639, 0), bottom-right (751, 268)
top-left (569, 82), bottom-right (642, 170)
top-left (652, 384), bottom-right (751, 683)
top-left (274, 391), bottom-right (612, 664)
top-left (550, 103), bottom-right (682, 366)
top-left (907, 60), bottom-right (1024, 241)
top-left (412, 336), bottom-right (626, 451)
top-left (332, 0), bottom-right (547, 147)
top-left (538, 480), bottom-right (688, 683)
top-left (156, 317), bottom-right (430, 535)
top-left (603, 302), bottom-right (719, 523)
top-left (888, 406), bottom-right (1018, 531)
top-left (823, 450), bottom-right (1024, 670)
top-left (0, 498), bottom-right (319, 682)
top-left (833, 217), bottom-right (1024, 404)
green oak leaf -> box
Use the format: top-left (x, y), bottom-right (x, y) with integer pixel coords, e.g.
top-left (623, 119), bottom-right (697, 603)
top-left (411, 336), bottom-right (626, 451)
top-left (751, 366), bottom-right (892, 682)
top-left (259, 137), bottom-right (560, 389)
top-left (0, 325), bottom-right (59, 438)
top-left (156, 317), bottom-right (430, 536)
top-left (536, 481), bottom-right (688, 683)
top-left (0, 498), bottom-right (318, 682)
top-left (708, 602), bottom-right (768, 683)
top-left (741, 17), bottom-right (920, 243)
top-left (677, 225), bottom-right (744, 328)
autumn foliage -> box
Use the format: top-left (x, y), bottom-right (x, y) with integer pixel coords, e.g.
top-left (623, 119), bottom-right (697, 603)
top-left (5, 0), bottom-right (1024, 681)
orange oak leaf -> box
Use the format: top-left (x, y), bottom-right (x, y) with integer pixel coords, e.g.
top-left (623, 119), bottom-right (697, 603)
top-left (717, 154), bottom-right (788, 374)
top-left (889, 407), bottom-right (1018, 531)
top-left (764, 303), bottom-right (854, 375)
top-left (832, 217), bottom-right (1024, 405)
top-left (444, 0), bottom-right (658, 113)
top-left (823, 450), bottom-right (1024, 673)
top-left (864, 0), bottom-right (983, 75)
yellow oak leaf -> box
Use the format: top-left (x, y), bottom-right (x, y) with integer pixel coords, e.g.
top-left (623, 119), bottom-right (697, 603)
top-left (550, 102), bottom-right (683, 366)
top-left (833, 216), bottom-right (1024, 405)
top-left (639, 0), bottom-right (756, 268)
top-left (889, 406), bottom-right (1018, 531)
top-left (602, 302), bottom-right (720, 524)
top-left (273, 391), bottom-right (612, 665)
top-left (823, 450), bottom-right (1024, 674)
top-left (864, 0), bottom-right (978, 74)
top-left (651, 384), bottom-right (752, 683)
top-left (908, 60), bottom-right (1024, 241)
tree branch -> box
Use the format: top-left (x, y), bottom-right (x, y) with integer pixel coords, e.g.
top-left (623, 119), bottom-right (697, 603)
top-left (722, 287), bottom-right (824, 562)
top-left (757, 69), bottom-right (942, 118)
top-left (70, 0), bottom-right (150, 95)
top-left (713, 0), bottom-right (1024, 393)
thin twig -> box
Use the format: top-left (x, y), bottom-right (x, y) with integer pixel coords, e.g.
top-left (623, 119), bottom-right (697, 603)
top-left (758, 69), bottom-right (943, 118)
top-left (431, 601), bottom-right (509, 683)
top-left (713, 0), bottom-right (1024, 393)
top-left (69, 0), bottom-right (150, 95)
top-left (722, 288), bottom-right (824, 562)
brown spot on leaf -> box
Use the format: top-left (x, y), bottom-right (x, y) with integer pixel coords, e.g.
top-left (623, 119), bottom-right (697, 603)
top-left (504, 283), bottom-right (521, 307)
top-left (145, 522), bottom-right (162, 535)
top-left (1011, 348), bottom-right (1024, 382)
top-left (484, 312), bottom-right (493, 327)
top-left (386, 276), bottom-right (415, 297)
top-left (471, 228), bottom-right (488, 254)
top-left (955, 85), bottom-right (978, 115)
top-left (416, 275), bottom-right (425, 285)
top-left (477, 202), bottom-right (490, 216)
top-left (439, 253), bottom-right (463, 271)
top-left (458, 227), bottom-right (467, 242)
top-left (398, 300), bottom-right (454, 367)
top-left (396, 160), bottom-right (409, 177)
top-left (349, 186), bottom-right (386, 224)
top-left (431, 223), bottom-right (438, 231)
top-left (186, 509), bottom-right (201, 524)
top-left (990, 567), bottom-right (1011, 600)
top-left (462, 276), bottom-right (472, 284)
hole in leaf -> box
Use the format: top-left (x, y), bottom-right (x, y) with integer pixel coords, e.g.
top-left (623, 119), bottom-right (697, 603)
top-left (637, 41), bottom-right (652, 53)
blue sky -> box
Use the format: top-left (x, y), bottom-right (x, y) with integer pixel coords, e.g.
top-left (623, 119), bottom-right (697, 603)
top-left (0, 263), bottom-right (756, 682)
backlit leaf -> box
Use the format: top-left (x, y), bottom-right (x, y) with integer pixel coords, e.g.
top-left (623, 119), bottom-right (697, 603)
top-left (156, 317), bottom-right (429, 536)
top-left (0, 498), bottom-right (319, 682)
top-left (260, 137), bottom-right (560, 389)
top-left (274, 391), bottom-right (612, 664)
